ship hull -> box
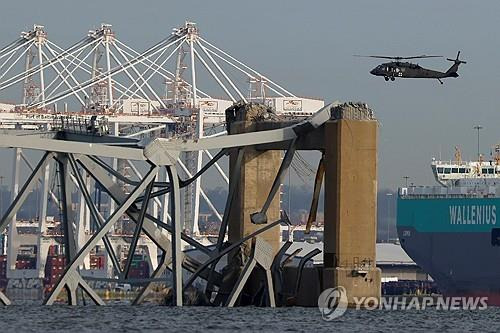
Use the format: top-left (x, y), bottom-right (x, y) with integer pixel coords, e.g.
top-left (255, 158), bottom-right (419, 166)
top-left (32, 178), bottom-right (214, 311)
top-left (397, 196), bottom-right (500, 304)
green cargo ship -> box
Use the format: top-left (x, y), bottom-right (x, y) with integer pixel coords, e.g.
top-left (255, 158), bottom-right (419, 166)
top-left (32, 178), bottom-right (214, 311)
top-left (397, 153), bottom-right (500, 303)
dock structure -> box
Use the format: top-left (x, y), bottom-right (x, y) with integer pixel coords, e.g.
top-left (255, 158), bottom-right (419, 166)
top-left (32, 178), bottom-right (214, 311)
top-left (0, 21), bottom-right (379, 307)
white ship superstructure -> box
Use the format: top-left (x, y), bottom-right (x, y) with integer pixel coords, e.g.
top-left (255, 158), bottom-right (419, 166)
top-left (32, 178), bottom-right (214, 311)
top-left (431, 146), bottom-right (500, 187)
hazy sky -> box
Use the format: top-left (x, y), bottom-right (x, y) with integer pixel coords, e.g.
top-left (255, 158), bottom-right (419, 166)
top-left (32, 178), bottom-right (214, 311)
top-left (1, 0), bottom-right (500, 190)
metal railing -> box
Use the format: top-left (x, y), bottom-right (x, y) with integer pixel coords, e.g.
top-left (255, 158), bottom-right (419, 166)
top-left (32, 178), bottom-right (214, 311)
top-left (51, 114), bottom-right (109, 136)
top-left (398, 186), bottom-right (497, 199)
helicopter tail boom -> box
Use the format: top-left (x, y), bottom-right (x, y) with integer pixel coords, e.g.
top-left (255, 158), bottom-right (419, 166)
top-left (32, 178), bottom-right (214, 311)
top-left (445, 51), bottom-right (466, 77)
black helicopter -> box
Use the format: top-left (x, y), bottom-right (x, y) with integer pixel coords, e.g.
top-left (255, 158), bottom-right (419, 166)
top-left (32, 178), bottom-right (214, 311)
top-left (355, 51), bottom-right (466, 84)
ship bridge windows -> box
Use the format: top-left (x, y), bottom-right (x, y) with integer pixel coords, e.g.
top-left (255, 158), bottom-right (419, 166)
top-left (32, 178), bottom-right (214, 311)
top-left (482, 168), bottom-right (495, 174)
top-left (436, 167), bottom-right (472, 174)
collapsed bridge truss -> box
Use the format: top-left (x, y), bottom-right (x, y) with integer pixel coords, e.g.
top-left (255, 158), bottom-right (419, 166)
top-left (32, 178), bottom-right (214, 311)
top-left (0, 102), bottom-right (335, 306)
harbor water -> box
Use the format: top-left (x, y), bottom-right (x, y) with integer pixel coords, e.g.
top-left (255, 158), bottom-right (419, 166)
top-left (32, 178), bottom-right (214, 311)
top-left (1, 305), bottom-right (499, 332)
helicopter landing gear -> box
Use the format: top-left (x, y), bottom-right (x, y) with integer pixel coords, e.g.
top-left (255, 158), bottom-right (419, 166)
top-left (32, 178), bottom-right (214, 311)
top-left (384, 76), bottom-right (389, 81)
top-left (437, 78), bottom-right (443, 84)
top-left (390, 76), bottom-right (395, 81)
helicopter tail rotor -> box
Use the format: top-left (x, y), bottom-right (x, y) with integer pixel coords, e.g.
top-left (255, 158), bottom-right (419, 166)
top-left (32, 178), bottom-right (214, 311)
top-left (446, 51), bottom-right (467, 64)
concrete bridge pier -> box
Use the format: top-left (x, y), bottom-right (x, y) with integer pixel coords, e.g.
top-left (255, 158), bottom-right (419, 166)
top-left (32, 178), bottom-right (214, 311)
top-left (323, 117), bottom-right (381, 306)
top-left (227, 120), bottom-right (282, 257)
top-left (225, 102), bottom-right (381, 307)
top-left (221, 104), bottom-right (282, 305)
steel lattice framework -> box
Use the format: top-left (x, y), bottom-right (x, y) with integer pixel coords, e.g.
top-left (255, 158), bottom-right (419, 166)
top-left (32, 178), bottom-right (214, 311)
top-left (0, 102), bottom-right (335, 306)
top-left (0, 22), bottom-right (321, 235)
top-left (0, 21), bottom-right (330, 306)
top-left (0, 22), bottom-right (296, 112)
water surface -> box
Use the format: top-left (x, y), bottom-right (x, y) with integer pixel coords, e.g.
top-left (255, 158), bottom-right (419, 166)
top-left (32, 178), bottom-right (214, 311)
top-left (1, 305), bottom-right (498, 332)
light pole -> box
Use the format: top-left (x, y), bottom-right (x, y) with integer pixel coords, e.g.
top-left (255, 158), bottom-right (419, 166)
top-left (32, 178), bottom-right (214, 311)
top-left (403, 176), bottom-right (409, 188)
top-left (473, 125), bottom-right (483, 160)
top-left (386, 193), bottom-right (393, 242)
top-left (0, 175), bottom-right (3, 216)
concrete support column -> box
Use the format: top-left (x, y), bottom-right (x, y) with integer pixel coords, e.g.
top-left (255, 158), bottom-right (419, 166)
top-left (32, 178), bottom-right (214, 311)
top-left (228, 148), bottom-right (282, 256)
top-left (224, 109), bottom-right (282, 305)
top-left (323, 118), bottom-right (381, 305)
top-left (227, 107), bottom-right (282, 258)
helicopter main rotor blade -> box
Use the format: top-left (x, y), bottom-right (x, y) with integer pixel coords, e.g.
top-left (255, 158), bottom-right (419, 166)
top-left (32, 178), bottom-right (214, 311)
top-left (353, 55), bottom-right (396, 60)
top-left (353, 54), bottom-right (443, 60)
top-left (403, 55), bottom-right (442, 59)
